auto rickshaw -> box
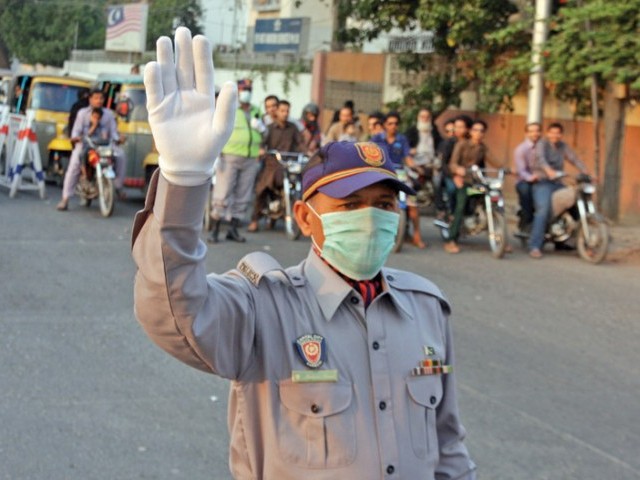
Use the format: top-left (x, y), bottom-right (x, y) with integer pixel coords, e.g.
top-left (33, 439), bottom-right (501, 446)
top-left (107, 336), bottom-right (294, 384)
top-left (97, 74), bottom-right (157, 192)
top-left (7, 73), bottom-right (90, 184)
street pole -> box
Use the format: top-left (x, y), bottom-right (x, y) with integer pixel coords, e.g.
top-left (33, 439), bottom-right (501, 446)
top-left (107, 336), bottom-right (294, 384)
top-left (527, 0), bottom-right (551, 123)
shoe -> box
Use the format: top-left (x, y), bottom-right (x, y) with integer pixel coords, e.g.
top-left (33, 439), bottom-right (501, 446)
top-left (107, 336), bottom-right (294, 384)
top-left (554, 242), bottom-right (575, 251)
top-left (443, 241), bottom-right (460, 254)
top-left (226, 218), bottom-right (246, 243)
top-left (207, 220), bottom-right (222, 244)
top-left (247, 221), bottom-right (258, 233)
top-left (56, 199), bottom-right (68, 211)
top-left (529, 248), bottom-right (543, 259)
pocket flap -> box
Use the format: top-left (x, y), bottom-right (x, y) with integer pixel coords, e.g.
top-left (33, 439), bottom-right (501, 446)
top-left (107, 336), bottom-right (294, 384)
top-left (279, 380), bottom-right (352, 417)
top-left (406, 375), bottom-right (443, 409)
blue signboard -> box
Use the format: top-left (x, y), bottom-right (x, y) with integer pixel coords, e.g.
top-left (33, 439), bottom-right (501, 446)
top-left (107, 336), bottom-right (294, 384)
top-left (253, 17), bottom-right (306, 53)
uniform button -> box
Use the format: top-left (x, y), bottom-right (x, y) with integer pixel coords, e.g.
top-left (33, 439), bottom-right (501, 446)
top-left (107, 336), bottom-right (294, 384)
top-left (386, 465), bottom-right (395, 474)
top-left (372, 341), bottom-right (380, 350)
top-left (350, 296), bottom-right (359, 304)
top-left (379, 401), bottom-right (386, 410)
top-left (430, 396), bottom-right (437, 405)
top-left (310, 404), bottom-right (321, 414)
top-left (386, 274), bottom-right (395, 281)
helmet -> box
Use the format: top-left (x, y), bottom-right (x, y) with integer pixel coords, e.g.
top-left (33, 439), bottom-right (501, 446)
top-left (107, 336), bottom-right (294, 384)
top-left (302, 102), bottom-right (319, 117)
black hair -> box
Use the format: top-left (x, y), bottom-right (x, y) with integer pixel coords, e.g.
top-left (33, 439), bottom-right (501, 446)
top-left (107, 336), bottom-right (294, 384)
top-left (278, 99), bottom-right (291, 108)
top-left (91, 107), bottom-right (103, 117)
top-left (455, 115), bottom-right (473, 129)
top-left (547, 122), bottom-right (564, 132)
top-left (472, 119), bottom-right (487, 131)
top-left (264, 94), bottom-right (279, 105)
top-left (384, 111), bottom-right (401, 123)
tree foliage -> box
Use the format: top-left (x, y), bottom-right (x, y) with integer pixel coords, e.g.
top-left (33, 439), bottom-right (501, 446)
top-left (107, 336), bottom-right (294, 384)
top-left (0, 0), bottom-right (204, 67)
top-left (543, 0), bottom-right (640, 114)
top-left (335, 0), bottom-right (524, 120)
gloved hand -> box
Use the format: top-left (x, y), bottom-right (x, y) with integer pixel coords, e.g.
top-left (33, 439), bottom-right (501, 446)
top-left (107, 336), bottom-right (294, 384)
top-left (144, 27), bottom-right (237, 186)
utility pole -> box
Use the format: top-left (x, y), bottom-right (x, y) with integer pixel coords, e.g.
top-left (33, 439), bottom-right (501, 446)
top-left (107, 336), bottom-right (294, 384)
top-left (527, 0), bottom-right (551, 123)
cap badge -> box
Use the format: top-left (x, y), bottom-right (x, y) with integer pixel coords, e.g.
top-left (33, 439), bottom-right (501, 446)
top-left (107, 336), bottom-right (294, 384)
top-left (354, 142), bottom-right (385, 167)
top-left (295, 334), bottom-right (326, 368)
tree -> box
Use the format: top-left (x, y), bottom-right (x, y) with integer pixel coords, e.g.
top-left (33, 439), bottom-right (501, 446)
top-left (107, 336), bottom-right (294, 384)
top-left (145, 0), bottom-right (204, 51)
top-left (330, 0), bottom-right (523, 123)
top-left (0, 0), bottom-right (204, 67)
top-left (0, 0), bottom-right (105, 67)
top-left (543, 0), bottom-right (640, 220)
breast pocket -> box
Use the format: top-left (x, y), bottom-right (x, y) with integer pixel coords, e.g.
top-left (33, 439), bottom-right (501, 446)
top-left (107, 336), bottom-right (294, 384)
top-left (406, 375), bottom-right (443, 459)
top-left (277, 380), bottom-right (356, 468)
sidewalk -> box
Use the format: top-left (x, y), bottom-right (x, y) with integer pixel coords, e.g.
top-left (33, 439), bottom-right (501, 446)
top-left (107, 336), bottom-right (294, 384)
top-left (607, 222), bottom-right (640, 264)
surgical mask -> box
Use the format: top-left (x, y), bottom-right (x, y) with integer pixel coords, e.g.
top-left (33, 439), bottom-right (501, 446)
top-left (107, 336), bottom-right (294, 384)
top-left (308, 204), bottom-right (399, 280)
top-left (238, 90), bottom-right (252, 104)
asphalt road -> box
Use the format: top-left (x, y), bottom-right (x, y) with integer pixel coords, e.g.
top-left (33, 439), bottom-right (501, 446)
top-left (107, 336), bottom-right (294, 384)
top-left (1, 185), bottom-right (639, 480)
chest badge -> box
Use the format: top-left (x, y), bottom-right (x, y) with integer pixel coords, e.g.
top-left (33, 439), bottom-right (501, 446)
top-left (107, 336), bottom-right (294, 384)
top-left (295, 334), bottom-right (326, 368)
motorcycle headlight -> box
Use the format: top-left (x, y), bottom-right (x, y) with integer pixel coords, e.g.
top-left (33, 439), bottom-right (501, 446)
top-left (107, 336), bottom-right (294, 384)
top-left (97, 147), bottom-right (113, 157)
top-left (582, 184), bottom-right (596, 194)
top-left (489, 180), bottom-right (503, 190)
top-left (288, 163), bottom-right (302, 174)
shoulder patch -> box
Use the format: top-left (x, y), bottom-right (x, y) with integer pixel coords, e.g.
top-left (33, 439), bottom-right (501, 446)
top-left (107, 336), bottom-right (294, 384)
top-left (236, 252), bottom-right (305, 287)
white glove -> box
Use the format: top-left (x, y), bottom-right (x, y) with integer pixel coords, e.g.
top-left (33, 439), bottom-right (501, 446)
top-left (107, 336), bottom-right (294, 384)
top-left (250, 117), bottom-right (266, 134)
top-left (144, 27), bottom-right (237, 186)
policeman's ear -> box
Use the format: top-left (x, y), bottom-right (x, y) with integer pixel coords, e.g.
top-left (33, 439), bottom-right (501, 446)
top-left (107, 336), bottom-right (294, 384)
top-left (293, 200), bottom-right (313, 237)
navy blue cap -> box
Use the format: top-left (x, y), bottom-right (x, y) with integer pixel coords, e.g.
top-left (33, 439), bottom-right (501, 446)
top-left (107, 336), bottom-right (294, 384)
top-left (301, 141), bottom-right (415, 201)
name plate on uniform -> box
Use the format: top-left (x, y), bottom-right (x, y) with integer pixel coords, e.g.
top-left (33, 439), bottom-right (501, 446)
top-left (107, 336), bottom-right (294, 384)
top-left (291, 369), bottom-right (338, 383)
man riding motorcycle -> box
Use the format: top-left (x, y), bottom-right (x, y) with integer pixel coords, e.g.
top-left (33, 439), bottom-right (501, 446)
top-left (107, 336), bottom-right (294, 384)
top-left (528, 122), bottom-right (590, 259)
top-left (57, 88), bottom-right (127, 211)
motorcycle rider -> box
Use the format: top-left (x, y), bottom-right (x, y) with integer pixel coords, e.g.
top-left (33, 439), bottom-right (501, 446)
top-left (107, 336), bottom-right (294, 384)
top-left (514, 122), bottom-right (543, 233)
top-left (208, 79), bottom-right (263, 244)
top-left (262, 94), bottom-right (279, 127)
top-left (299, 102), bottom-right (321, 155)
top-left (435, 115), bottom-right (472, 219)
top-left (445, 120), bottom-right (501, 254)
top-left (528, 122), bottom-right (590, 259)
top-left (372, 111), bottom-right (427, 249)
top-left (247, 99), bottom-right (304, 233)
top-left (56, 87), bottom-right (125, 211)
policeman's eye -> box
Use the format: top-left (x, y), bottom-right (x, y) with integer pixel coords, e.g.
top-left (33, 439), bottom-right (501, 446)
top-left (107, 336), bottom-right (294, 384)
top-left (340, 201), bottom-right (361, 210)
top-left (376, 201), bottom-right (396, 211)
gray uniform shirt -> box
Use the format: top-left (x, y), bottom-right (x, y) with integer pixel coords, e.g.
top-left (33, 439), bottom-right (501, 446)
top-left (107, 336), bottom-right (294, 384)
top-left (132, 172), bottom-right (476, 480)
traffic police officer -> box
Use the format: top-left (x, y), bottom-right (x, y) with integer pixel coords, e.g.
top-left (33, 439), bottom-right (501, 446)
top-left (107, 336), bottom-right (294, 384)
top-left (132, 27), bottom-right (476, 479)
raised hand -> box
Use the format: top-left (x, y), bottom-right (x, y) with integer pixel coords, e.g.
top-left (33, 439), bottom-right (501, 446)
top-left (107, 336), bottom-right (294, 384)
top-left (144, 27), bottom-right (237, 186)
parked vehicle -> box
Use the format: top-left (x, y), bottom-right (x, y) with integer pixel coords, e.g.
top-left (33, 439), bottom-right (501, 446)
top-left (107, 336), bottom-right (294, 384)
top-left (7, 74), bottom-right (90, 184)
top-left (515, 173), bottom-right (609, 264)
top-left (76, 136), bottom-right (117, 217)
top-left (97, 74), bottom-right (155, 192)
top-left (262, 150), bottom-right (309, 240)
top-left (434, 166), bottom-right (509, 258)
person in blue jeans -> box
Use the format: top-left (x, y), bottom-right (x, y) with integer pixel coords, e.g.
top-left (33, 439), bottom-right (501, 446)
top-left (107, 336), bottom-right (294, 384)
top-left (528, 123), bottom-right (589, 259)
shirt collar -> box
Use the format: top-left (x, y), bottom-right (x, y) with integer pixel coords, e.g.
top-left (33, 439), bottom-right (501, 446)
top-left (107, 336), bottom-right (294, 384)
top-left (303, 249), bottom-right (412, 322)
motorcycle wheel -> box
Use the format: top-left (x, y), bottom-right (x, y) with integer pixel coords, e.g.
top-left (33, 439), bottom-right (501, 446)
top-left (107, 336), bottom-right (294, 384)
top-left (392, 209), bottom-right (407, 253)
top-left (99, 176), bottom-right (115, 218)
top-left (285, 189), bottom-right (302, 241)
top-left (489, 210), bottom-right (508, 259)
top-left (577, 216), bottom-right (609, 264)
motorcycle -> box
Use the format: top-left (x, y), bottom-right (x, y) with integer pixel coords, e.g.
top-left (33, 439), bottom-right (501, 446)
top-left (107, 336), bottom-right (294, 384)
top-left (261, 150), bottom-right (309, 240)
top-left (515, 173), bottom-right (609, 264)
top-left (433, 166), bottom-right (509, 258)
top-left (406, 164), bottom-right (437, 214)
top-left (392, 167), bottom-right (409, 253)
top-left (75, 136), bottom-right (117, 217)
